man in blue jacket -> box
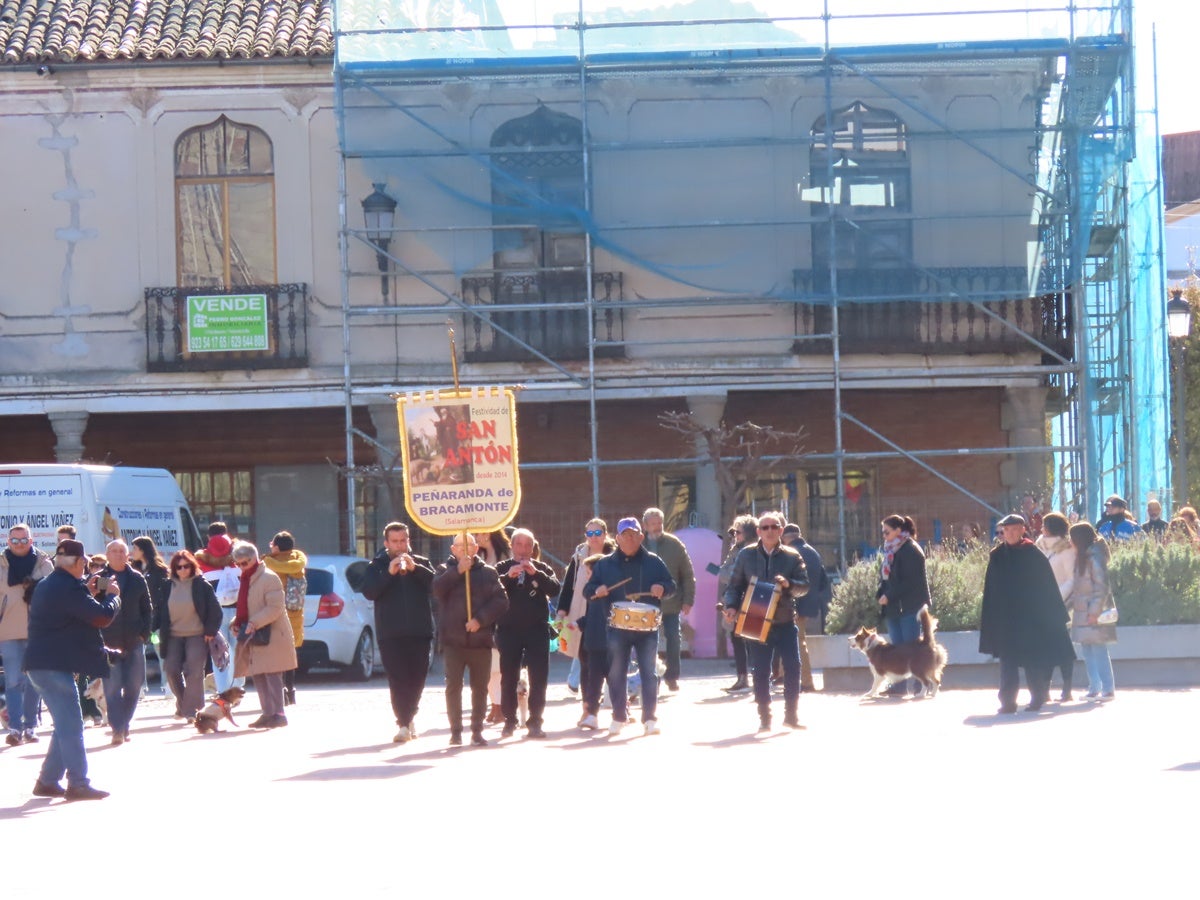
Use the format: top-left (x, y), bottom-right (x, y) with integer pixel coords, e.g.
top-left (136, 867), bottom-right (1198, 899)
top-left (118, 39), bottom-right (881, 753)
top-left (584, 517), bottom-right (675, 737)
top-left (24, 539), bottom-right (121, 801)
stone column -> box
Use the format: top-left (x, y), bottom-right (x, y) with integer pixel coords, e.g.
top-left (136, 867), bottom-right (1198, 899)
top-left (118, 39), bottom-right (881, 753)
top-left (1000, 386), bottom-right (1048, 505)
top-left (687, 391), bottom-right (727, 532)
top-left (48, 410), bottom-right (89, 462)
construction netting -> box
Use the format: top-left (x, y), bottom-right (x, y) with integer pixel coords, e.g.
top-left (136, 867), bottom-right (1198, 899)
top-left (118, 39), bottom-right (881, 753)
top-left (333, 0), bottom-right (1166, 525)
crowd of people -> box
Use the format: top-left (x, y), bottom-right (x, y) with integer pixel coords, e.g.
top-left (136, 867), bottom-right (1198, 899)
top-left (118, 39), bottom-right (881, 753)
top-left (3, 490), bottom-right (1143, 801)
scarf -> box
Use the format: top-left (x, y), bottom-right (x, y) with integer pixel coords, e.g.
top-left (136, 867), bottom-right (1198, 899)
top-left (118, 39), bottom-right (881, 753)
top-left (234, 562), bottom-right (258, 626)
top-left (5, 548), bottom-right (37, 586)
top-left (881, 533), bottom-right (910, 580)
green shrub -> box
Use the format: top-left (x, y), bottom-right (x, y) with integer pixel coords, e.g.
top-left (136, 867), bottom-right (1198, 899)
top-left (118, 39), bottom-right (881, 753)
top-left (1108, 540), bottom-right (1200, 625)
top-left (826, 538), bottom-right (1200, 633)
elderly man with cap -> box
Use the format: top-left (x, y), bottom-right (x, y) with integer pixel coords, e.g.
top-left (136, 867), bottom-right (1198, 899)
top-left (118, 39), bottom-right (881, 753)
top-left (1097, 495), bottom-right (1141, 541)
top-left (584, 517), bottom-right (676, 736)
top-left (24, 539), bottom-right (122, 800)
top-left (978, 513), bottom-right (1075, 713)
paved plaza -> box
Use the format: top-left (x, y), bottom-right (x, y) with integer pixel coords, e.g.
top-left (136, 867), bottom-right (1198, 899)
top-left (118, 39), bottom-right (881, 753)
top-left (3, 661), bottom-right (1197, 897)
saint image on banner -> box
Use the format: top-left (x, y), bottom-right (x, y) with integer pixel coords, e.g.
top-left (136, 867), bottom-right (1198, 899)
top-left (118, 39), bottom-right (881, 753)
top-left (397, 386), bottom-right (521, 536)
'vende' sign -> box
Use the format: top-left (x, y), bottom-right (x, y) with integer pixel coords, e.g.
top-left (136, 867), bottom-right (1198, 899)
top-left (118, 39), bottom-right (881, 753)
top-left (186, 294), bottom-right (270, 353)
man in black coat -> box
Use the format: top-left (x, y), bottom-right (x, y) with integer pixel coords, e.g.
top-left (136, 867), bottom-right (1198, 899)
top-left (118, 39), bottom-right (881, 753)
top-left (98, 539), bottom-right (152, 746)
top-left (361, 522), bottom-right (436, 744)
top-left (979, 513), bottom-right (1075, 713)
top-left (495, 527), bottom-right (561, 739)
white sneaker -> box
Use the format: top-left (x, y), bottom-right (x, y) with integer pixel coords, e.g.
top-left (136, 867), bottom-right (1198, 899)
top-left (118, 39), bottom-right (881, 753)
top-left (643, 719), bottom-right (660, 736)
top-left (608, 720), bottom-right (623, 736)
top-left (407, 721), bottom-right (418, 739)
top-left (579, 714), bottom-right (598, 730)
top-left (393, 726), bottom-right (411, 743)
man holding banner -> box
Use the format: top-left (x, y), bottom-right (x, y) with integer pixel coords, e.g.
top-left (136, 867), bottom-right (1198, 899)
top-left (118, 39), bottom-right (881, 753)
top-left (431, 534), bottom-right (508, 747)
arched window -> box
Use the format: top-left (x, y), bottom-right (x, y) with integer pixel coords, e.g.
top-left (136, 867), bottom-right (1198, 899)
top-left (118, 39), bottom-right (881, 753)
top-left (805, 101), bottom-right (911, 280)
top-left (484, 105), bottom-right (588, 359)
top-left (175, 117), bottom-right (276, 288)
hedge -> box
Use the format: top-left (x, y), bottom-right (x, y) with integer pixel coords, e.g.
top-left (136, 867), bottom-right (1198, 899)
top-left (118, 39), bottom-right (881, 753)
top-left (826, 538), bottom-right (1200, 634)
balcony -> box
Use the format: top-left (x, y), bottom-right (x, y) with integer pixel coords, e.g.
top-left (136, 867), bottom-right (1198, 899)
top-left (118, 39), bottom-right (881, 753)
top-left (458, 270), bottom-right (625, 363)
top-left (791, 267), bottom-right (1072, 359)
top-left (144, 284), bottom-right (309, 373)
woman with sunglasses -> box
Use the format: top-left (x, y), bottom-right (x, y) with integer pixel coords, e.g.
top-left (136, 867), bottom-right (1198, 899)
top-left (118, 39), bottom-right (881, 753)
top-left (876, 514), bottom-right (931, 696)
top-left (156, 549), bottom-right (222, 723)
top-left (556, 519), bottom-right (613, 726)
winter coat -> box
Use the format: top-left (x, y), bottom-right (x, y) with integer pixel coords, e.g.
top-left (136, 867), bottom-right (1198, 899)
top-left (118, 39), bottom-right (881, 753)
top-left (875, 538), bottom-right (930, 621)
top-left (495, 557), bottom-right (561, 633)
top-left (431, 556), bottom-right (509, 651)
top-left (723, 541), bottom-right (808, 625)
top-left (978, 539), bottom-right (1075, 666)
top-left (99, 565), bottom-right (153, 652)
top-left (24, 567), bottom-right (120, 679)
top-left (361, 548), bottom-right (435, 640)
top-left (233, 565), bottom-right (297, 677)
top-left (1096, 514), bottom-right (1140, 541)
top-left (0, 549), bottom-right (54, 642)
top-left (556, 540), bottom-right (615, 658)
top-left (1066, 545), bottom-right (1118, 645)
top-left (154, 576), bottom-right (223, 643)
top-left (1035, 533), bottom-right (1076, 602)
top-left (263, 549), bottom-right (308, 649)
top-left (643, 532), bottom-right (695, 614)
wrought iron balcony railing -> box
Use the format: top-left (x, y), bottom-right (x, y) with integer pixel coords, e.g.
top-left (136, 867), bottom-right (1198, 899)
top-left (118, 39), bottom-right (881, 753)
top-left (791, 267), bottom-right (1072, 359)
top-left (458, 270), bottom-right (624, 363)
top-left (144, 284), bottom-right (309, 373)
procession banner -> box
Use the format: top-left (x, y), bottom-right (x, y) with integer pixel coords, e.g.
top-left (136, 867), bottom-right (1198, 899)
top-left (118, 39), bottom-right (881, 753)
top-left (397, 386), bottom-right (521, 536)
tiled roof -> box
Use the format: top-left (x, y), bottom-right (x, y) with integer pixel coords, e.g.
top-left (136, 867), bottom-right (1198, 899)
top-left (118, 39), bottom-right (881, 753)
top-left (0, 0), bottom-right (334, 63)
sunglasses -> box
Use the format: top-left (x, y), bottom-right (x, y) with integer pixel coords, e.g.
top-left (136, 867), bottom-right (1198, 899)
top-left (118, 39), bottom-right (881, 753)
top-left (9, 537), bottom-right (30, 545)
top-left (758, 523), bottom-right (781, 530)
top-left (584, 529), bottom-right (605, 538)
top-left (174, 563), bottom-right (193, 572)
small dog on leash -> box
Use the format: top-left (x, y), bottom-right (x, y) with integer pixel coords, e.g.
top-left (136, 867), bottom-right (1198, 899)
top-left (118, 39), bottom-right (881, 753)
top-left (849, 607), bottom-right (948, 699)
top-left (83, 678), bottom-right (108, 725)
top-left (517, 677), bottom-right (528, 727)
top-left (194, 686), bottom-right (247, 733)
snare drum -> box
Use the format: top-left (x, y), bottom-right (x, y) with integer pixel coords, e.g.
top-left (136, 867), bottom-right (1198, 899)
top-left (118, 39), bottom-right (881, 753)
top-left (608, 601), bottom-right (662, 632)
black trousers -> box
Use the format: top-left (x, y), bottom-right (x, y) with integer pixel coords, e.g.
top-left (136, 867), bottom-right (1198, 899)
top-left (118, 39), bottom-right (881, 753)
top-left (443, 645), bottom-right (491, 735)
top-left (377, 636), bottom-right (432, 727)
top-left (732, 632), bottom-right (748, 679)
top-left (999, 656), bottom-right (1052, 708)
top-left (496, 627), bottom-right (550, 729)
top-left (579, 644), bottom-right (609, 716)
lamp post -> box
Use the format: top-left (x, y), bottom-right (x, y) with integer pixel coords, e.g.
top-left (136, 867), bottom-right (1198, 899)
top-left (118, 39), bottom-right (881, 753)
top-left (361, 183), bottom-right (397, 302)
top-left (1168, 288), bottom-right (1193, 508)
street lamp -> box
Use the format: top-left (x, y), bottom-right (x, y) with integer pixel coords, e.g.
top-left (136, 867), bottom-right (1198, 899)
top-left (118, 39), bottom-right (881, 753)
top-left (361, 183), bottom-right (397, 302)
top-left (1168, 288), bottom-right (1193, 508)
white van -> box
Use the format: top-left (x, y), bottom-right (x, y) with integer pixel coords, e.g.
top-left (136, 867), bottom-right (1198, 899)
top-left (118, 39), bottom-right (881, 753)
top-left (0, 463), bottom-right (203, 556)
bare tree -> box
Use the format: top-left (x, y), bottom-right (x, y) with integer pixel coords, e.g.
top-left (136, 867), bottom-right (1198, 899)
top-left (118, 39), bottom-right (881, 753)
top-left (658, 411), bottom-right (806, 541)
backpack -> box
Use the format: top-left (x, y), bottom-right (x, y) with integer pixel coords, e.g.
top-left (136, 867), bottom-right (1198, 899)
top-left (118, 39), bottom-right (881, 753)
top-left (284, 573), bottom-right (308, 612)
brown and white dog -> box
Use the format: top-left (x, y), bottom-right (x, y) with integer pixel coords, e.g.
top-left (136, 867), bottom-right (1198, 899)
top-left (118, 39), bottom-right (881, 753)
top-left (849, 607), bottom-right (948, 699)
top-left (194, 686), bottom-right (247, 733)
top-left (83, 678), bottom-right (108, 725)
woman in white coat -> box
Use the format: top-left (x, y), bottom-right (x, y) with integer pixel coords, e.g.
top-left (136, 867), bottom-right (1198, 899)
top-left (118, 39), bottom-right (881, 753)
top-left (1036, 511), bottom-right (1077, 701)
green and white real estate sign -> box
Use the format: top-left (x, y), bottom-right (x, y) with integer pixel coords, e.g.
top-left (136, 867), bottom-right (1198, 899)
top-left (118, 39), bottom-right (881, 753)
top-left (186, 294), bottom-right (270, 353)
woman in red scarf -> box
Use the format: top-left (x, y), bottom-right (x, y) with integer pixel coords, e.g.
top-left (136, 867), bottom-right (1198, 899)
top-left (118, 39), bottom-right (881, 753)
top-left (230, 542), bottom-right (296, 729)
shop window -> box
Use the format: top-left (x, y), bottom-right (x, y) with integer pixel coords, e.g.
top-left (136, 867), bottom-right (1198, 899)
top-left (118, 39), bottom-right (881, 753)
top-left (175, 470), bottom-right (254, 540)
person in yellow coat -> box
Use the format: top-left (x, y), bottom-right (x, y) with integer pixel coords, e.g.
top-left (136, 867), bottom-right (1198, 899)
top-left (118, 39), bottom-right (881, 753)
top-left (261, 532), bottom-right (307, 707)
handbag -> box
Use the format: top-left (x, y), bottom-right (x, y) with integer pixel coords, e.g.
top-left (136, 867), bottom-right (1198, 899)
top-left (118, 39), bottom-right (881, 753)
top-left (250, 623), bottom-right (272, 646)
top-left (1096, 592), bottom-right (1118, 626)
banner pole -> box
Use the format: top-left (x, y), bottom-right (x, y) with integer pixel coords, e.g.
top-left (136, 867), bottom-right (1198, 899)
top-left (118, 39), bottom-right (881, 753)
top-left (447, 321), bottom-right (461, 393)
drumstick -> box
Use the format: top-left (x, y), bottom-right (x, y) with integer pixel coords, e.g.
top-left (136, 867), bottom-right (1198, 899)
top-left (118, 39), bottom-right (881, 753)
top-left (604, 577), bottom-right (632, 593)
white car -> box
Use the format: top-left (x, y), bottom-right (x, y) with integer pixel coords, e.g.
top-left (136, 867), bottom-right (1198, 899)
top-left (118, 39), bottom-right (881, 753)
top-left (296, 555), bottom-right (376, 681)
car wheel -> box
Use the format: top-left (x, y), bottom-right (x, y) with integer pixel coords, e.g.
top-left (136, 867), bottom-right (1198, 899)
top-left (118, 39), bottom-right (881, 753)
top-left (346, 629), bottom-right (374, 682)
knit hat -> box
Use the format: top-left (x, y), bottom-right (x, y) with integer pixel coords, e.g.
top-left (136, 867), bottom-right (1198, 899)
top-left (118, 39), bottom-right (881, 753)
top-left (205, 534), bottom-right (233, 557)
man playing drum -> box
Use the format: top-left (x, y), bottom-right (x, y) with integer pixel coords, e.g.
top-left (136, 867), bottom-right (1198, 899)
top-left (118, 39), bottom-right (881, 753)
top-left (583, 517), bottom-right (676, 737)
top-left (723, 511), bottom-right (809, 733)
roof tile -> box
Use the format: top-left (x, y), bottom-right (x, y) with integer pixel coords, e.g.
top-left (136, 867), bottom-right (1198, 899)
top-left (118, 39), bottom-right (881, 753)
top-left (1, 0), bottom-right (333, 63)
